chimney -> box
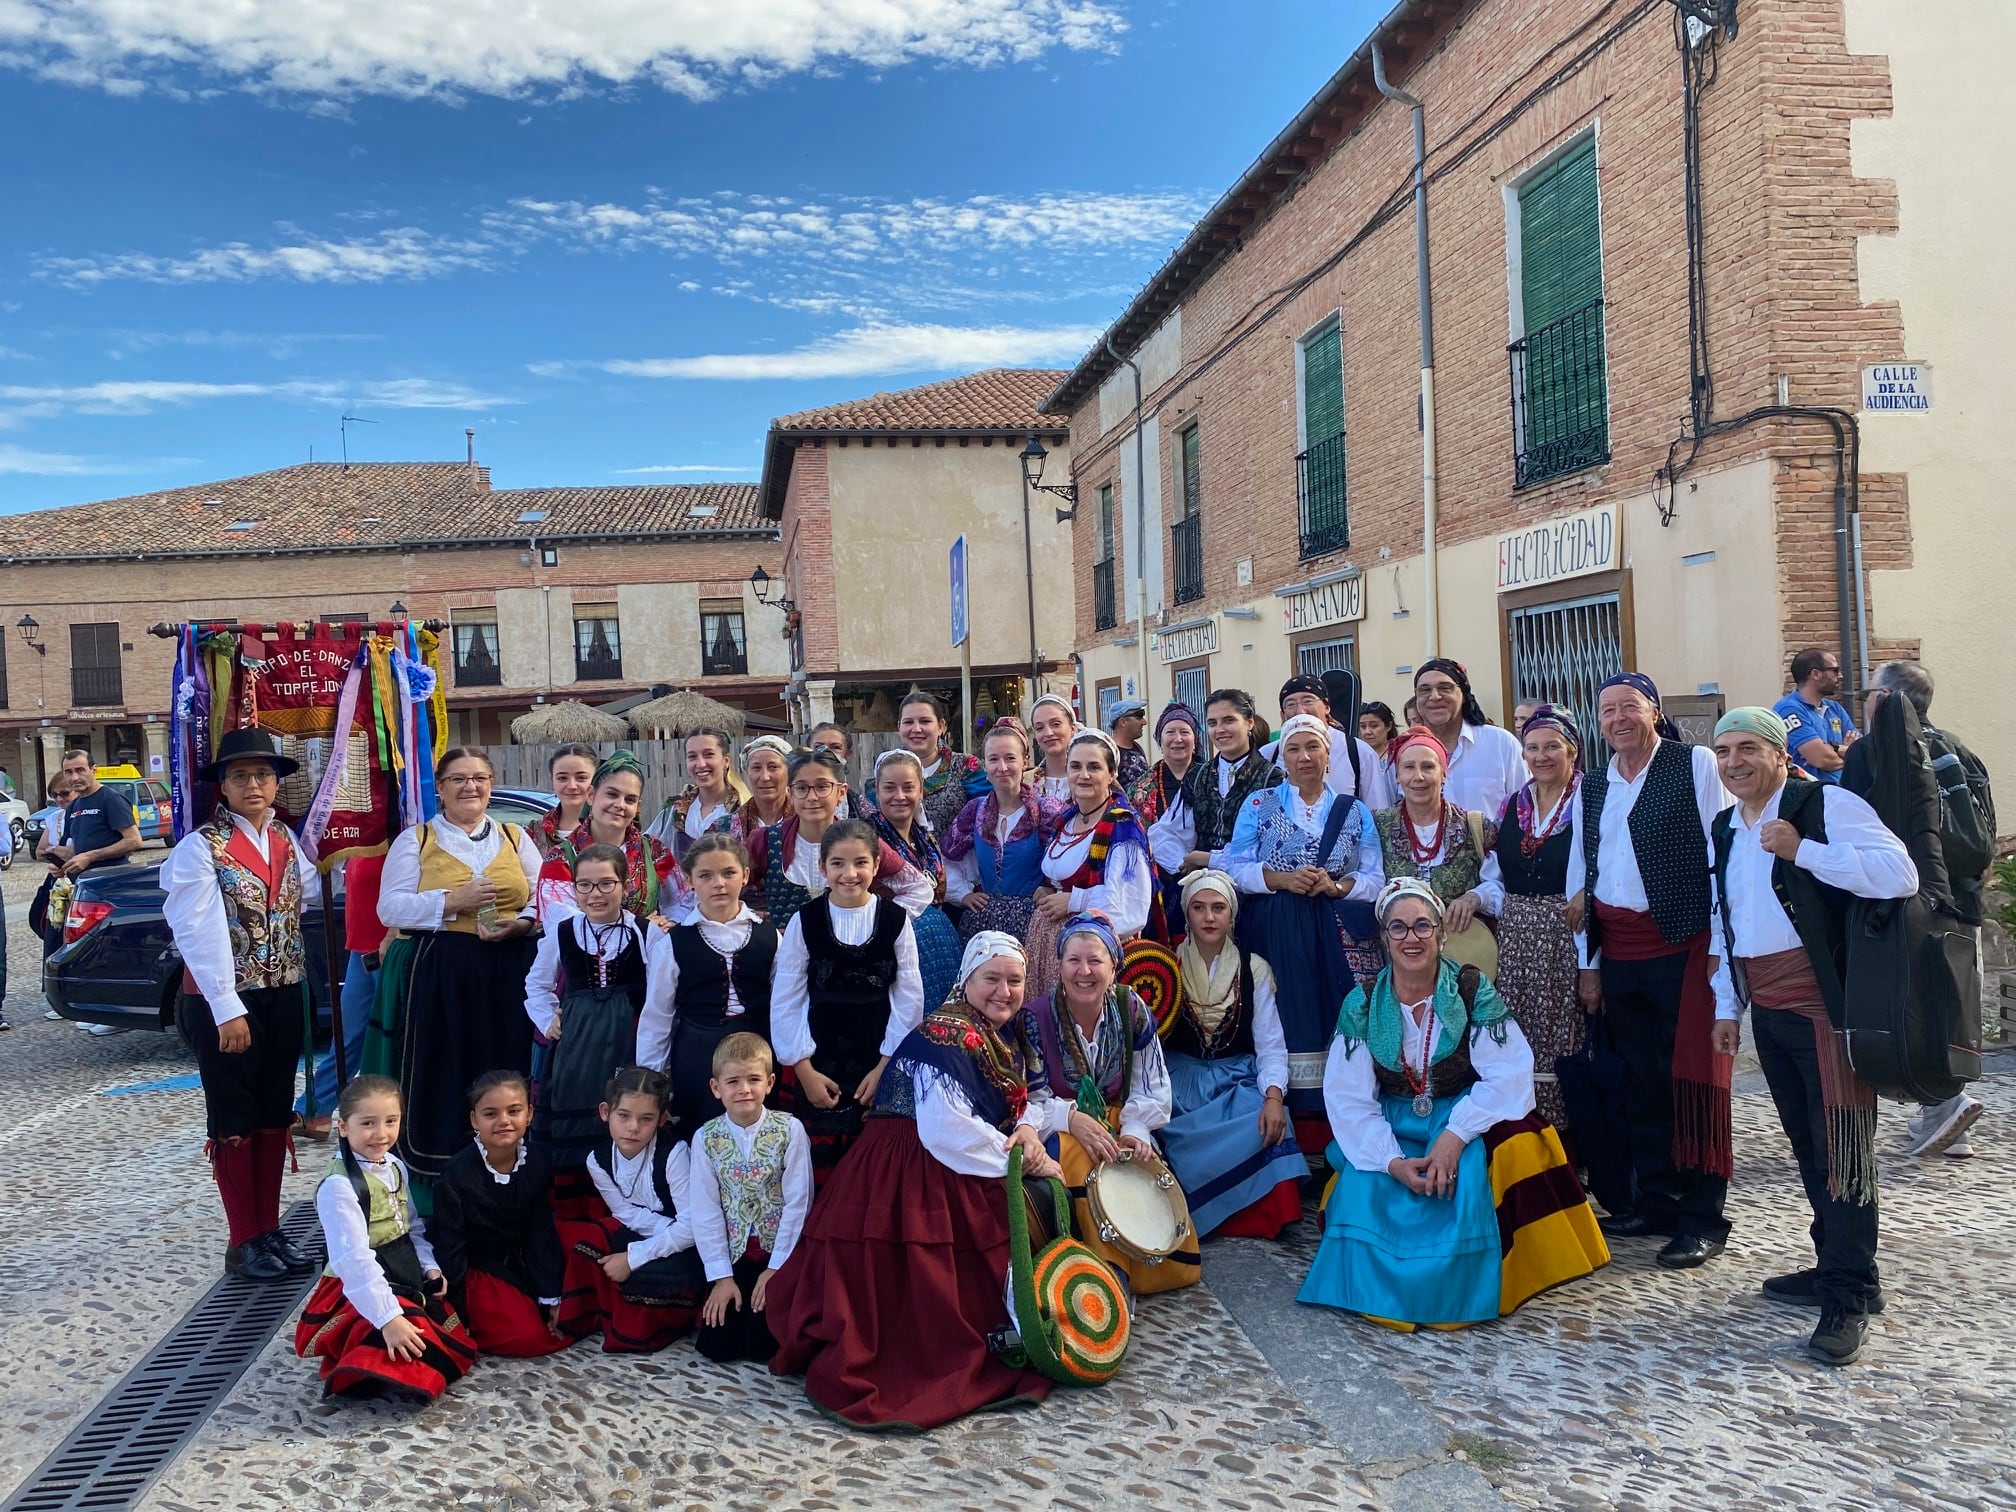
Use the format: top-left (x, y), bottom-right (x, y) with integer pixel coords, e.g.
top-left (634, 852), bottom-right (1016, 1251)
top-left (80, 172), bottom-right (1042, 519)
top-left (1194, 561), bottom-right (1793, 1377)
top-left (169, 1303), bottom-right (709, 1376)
top-left (466, 428), bottom-right (477, 470)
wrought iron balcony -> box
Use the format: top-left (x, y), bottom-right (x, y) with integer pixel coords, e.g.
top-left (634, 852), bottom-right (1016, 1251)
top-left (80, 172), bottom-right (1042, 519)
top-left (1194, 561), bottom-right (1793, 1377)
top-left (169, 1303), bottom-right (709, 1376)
top-left (1093, 558), bottom-right (1116, 632)
top-left (1509, 299), bottom-right (1610, 488)
top-left (72, 665), bottom-right (123, 707)
top-left (1171, 514), bottom-right (1204, 605)
top-left (1296, 430), bottom-right (1349, 559)
top-left (575, 649), bottom-right (623, 682)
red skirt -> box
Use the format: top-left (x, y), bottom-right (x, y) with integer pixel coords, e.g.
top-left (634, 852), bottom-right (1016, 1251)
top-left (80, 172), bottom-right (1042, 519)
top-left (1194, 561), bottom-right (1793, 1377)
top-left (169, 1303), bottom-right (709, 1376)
top-left (766, 1116), bottom-right (1053, 1430)
top-left (460, 1268), bottom-right (583, 1358)
top-left (1212, 1177), bottom-right (1306, 1240)
top-left (294, 1275), bottom-right (476, 1403)
top-left (567, 1211), bottom-right (701, 1354)
top-left (552, 1191), bottom-right (621, 1340)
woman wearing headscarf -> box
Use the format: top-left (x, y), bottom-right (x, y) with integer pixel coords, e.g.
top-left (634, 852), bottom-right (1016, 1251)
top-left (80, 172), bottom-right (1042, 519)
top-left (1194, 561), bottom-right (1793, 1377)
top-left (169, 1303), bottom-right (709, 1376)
top-left (1130, 702), bottom-right (1203, 940)
top-left (1565, 672), bottom-right (1734, 1271)
top-left (730, 735), bottom-right (795, 848)
top-left (1147, 688), bottom-right (1283, 881)
top-left (1028, 728), bottom-right (1154, 998)
top-left (539, 750), bottom-right (685, 925)
top-left (943, 719), bottom-right (1064, 944)
top-left (890, 691), bottom-right (989, 838)
top-left (1028, 693), bottom-right (1079, 803)
top-left (1157, 870), bottom-right (1308, 1239)
top-left (1411, 658), bottom-right (1528, 819)
top-left (1490, 706), bottom-right (1586, 1132)
top-left (1022, 910), bottom-right (1196, 1296)
top-left (1220, 714), bottom-right (1383, 1156)
top-left (767, 932), bottom-right (1061, 1429)
top-left (1376, 727), bottom-right (1505, 975)
top-left (867, 747), bottom-right (964, 1013)
top-left (1297, 879), bottom-right (1607, 1330)
top-left (746, 749), bottom-right (933, 932)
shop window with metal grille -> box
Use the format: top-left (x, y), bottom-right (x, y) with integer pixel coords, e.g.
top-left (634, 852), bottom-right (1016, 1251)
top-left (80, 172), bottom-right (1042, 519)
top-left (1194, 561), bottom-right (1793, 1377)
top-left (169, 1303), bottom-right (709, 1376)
top-left (1296, 636), bottom-right (1357, 679)
top-left (701, 605), bottom-right (748, 677)
top-left (574, 608), bottom-right (622, 681)
top-left (1172, 662), bottom-right (1209, 715)
top-left (1506, 590), bottom-right (1623, 753)
top-left (1509, 135), bottom-right (1609, 487)
top-left (71, 621), bottom-right (123, 707)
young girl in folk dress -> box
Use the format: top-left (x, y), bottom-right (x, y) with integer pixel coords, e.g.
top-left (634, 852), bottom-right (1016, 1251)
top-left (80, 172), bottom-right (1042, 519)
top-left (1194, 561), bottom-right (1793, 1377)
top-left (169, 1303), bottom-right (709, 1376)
top-left (568, 1067), bottom-right (707, 1353)
top-left (746, 749), bottom-right (933, 933)
top-left (531, 744), bottom-right (599, 859)
top-left (296, 1076), bottom-right (476, 1403)
top-left (865, 748), bottom-right (965, 1013)
top-left (537, 751), bottom-right (686, 928)
top-left (429, 1071), bottom-right (586, 1357)
top-left (771, 819), bottom-right (926, 1182)
top-left (636, 833), bottom-right (780, 1137)
top-left (943, 720), bottom-right (1063, 944)
top-left (525, 844), bottom-right (675, 1173)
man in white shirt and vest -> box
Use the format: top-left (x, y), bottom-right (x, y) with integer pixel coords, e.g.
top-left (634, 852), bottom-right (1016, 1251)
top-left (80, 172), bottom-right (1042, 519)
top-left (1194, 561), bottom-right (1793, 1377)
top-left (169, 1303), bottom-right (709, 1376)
top-left (162, 728), bottom-right (322, 1283)
top-left (1708, 706), bottom-right (1916, 1367)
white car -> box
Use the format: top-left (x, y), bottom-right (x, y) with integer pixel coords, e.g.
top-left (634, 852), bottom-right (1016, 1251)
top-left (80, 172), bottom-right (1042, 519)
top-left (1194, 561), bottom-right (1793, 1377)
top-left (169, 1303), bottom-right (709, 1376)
top-left (0, 795), bottom-right (29, 868)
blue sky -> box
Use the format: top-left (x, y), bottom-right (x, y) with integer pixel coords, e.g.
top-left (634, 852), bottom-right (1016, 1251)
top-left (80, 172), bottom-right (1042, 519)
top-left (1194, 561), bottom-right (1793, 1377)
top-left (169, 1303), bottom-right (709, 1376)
top-left (0, 0), bottom-right (1386, 511)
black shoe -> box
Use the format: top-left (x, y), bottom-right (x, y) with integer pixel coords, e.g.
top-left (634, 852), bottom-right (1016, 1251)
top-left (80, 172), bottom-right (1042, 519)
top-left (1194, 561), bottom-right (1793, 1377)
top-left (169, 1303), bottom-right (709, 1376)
top-left (1655, 1234), bottom-right (1725, 1270)
top-left (1808, 1306), bottom-right (1866, 1366)
top-left (1761, 1268), bottom-right (1886, 1316)
top-left (259, 1229), bottom-right (317, 1275)
top-left (1598, 1211), bottom-right (1673, 1239)
top-left (226, 1241), bottom-right (290, 1282)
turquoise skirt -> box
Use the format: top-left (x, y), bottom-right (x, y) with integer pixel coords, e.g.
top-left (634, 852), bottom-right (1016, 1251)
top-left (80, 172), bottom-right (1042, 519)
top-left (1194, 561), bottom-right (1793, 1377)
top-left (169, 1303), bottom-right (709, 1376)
top-left (1296, 1093), bottom-right (1500, 1326)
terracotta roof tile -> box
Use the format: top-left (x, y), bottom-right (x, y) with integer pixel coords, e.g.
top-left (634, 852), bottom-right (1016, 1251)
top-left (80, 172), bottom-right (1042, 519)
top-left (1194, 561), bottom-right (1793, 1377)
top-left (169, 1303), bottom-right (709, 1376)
top-left (0, 462), bottom-right (768, 562)
top-left (772, 368), bottom-right (1071, 436)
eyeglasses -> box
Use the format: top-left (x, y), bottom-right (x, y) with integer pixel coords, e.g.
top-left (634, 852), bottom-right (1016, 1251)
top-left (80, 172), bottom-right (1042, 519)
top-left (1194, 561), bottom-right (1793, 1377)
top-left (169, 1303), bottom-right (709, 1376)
top-left (1383, 918), bottom-right (1439, 940)
top-left (791, 782), bottom-right (841, 798)
top-left (1415, 680), bottom-right (1461, 697)
top-left (441, 774), bottom-right (492, 789)
top-left (575, 878), bottom-right (622, 895)
top-left (222, 767), bottom-right (279, 784)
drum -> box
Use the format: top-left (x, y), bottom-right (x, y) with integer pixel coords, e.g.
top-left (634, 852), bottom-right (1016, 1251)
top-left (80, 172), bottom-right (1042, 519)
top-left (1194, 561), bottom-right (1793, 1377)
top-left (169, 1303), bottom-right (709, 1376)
top-left (1118, 938), bottom-right (1184, 1039)
top-left (1084, 1149), bottom-right (1193, 1265)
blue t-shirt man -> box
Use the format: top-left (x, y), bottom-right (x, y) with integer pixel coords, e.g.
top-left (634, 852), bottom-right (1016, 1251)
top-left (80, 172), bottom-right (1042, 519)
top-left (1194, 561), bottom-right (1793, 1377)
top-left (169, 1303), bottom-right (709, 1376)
top-left (1772, 689), bottom-right (1858, 784)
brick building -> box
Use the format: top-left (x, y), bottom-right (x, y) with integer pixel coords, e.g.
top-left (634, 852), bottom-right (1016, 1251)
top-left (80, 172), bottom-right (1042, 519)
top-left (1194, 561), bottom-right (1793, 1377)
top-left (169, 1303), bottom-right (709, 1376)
top-left (1052, 0), bottom-right (2014, 784)
top-left (0, 461), bottom-right (783, 797)
top-left (761, 369), bottom-right (1077, 738)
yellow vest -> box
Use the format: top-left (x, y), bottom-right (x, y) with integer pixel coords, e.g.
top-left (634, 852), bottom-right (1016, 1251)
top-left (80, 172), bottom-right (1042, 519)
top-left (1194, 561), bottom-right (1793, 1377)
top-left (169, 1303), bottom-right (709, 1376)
top-left (417, 820), bottom-right (531, 934)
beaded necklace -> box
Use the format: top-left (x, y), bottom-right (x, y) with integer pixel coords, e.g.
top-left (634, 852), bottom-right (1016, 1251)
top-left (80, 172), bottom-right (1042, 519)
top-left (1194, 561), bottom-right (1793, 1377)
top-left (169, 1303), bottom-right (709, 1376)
top-left (1399, 802), bottom-right (1448, 866)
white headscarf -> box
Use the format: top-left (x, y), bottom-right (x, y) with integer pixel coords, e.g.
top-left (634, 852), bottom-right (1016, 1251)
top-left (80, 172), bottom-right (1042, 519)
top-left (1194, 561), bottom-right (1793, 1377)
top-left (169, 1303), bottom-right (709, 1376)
top-left (957, 931), bottom-right (1027, 989)
top-left (1277, 713), bottom-right (1331, 749)
top-left (1376, 875), bottom-right (1445, 926)
top-left (1175, 869), bottom-right (1271, 1036)
top-left (740, 734), bottom-right (794, 770)
top-left (1179, 867), bottom-right (1239, 920)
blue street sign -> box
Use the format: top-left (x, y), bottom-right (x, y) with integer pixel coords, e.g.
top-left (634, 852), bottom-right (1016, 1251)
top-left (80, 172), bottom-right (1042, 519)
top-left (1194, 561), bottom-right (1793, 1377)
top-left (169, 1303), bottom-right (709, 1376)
top-left (949, 534), bottom-right (969, 647)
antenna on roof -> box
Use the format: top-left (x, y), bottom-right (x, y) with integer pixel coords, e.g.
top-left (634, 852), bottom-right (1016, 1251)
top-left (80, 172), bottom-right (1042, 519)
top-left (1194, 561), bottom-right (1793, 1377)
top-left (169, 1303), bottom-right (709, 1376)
top-left (340, 413), bottom-right (377, 470)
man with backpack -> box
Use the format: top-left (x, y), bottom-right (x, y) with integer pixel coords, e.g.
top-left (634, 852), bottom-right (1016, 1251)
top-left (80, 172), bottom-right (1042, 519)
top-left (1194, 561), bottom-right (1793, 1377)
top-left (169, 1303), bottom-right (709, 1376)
top-left (1853, 661), bottom-right (1996, 1157)
top-left (1707, 707), bottom-right (1919, 1366)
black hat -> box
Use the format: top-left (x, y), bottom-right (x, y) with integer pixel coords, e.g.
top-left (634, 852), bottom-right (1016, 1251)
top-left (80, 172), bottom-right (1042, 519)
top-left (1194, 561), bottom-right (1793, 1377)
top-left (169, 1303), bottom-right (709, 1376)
top-left (1278, 674), bottom-right (1330, 708)
top-left (199, 727), bottom-right (300, 784)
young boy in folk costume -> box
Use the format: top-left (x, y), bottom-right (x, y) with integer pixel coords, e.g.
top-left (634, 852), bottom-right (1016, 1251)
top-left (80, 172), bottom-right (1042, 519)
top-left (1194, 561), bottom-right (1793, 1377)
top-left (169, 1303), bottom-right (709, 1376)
top-left (770, 819), bottom-right (926, 1183)
top-left (689, 1032), bottom-right (812, 1364)
top-left (296, 1075), bottom-right (476, 1403)
top-left (161, 727), bottom-right (322, 1282)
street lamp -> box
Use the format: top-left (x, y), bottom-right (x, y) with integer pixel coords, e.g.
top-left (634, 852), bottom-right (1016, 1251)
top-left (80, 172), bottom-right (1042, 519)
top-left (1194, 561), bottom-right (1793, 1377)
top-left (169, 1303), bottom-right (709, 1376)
top-left (15, 614), bottom-right (45, 656)
top-left (389, 600), bottom-right (408, 620)
top-left (1021, 436), bottom-right (1079, 522)
top-left (749, 565), bottom-right (794, 615)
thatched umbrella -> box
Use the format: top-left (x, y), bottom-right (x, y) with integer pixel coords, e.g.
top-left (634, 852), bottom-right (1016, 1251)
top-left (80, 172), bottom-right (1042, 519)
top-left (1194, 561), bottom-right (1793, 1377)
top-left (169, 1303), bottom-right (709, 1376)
top-left (627, 689), bottom-right (748, 740)
top-left (511, 699), bottom-right (629, 744)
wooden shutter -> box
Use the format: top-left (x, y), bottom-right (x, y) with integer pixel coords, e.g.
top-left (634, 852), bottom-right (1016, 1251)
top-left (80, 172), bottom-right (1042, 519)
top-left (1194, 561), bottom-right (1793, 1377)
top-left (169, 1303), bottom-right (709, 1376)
top-left (1301, 319), bottom-right (1345, 446)
top-left (1518, 137), bottom-right (1602, 332)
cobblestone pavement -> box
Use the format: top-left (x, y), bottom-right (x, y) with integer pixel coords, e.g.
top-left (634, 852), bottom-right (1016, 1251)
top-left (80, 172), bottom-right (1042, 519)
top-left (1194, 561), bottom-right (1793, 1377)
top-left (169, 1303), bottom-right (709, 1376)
top-left (3, 855), bottom-right (2013, 1511)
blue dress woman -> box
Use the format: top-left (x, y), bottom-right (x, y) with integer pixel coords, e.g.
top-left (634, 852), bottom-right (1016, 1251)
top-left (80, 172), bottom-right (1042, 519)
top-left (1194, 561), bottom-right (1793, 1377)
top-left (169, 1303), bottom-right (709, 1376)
top-left (943, 719), bottom-right (1062, 943)
top-left (1221, 716), bottom-right (1385, 1155)
top-left (866, 747), bottom-right (965, 1015)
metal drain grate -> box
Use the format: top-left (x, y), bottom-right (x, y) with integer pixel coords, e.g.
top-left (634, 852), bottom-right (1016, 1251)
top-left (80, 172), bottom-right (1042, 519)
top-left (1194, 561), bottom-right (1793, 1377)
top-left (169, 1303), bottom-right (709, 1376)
top-left (3, 1200), bottom-right (325, 1512)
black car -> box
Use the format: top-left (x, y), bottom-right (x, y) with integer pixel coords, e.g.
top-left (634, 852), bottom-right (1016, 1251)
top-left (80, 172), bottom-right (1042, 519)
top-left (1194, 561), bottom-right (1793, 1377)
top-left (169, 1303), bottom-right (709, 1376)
top-left (43, 788), bottom-right (557, 1033)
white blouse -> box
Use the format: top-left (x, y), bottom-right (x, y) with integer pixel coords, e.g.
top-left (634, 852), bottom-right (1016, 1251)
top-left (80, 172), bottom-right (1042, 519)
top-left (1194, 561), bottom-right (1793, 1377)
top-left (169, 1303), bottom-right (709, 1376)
top-left (633, 906), bottom-right (763, 1071)
top-left (1146, 753), bottom-right (1249, 871)
top-left (1041, 817), bottom-right (1152, 937)
top-left (522, 911), bottom-right (677, 1040)
top-left (1033, 772), bottom-right (1074, 804)
top-left (378, 816), bottom-right (543, 932)
top-left (907, 1063), bottom-right (1046, 1178)
top-left (687, 1114), bottom-right (816, 1280)
top-left (1028, 1005), bottom-right (1173, 1144)
top-left (769, 899), bottom-right (925, 1068)
top-left (159, 812), bottom-right (319, 1026)
top-left (1323, 1008), bottom-right (1535, 1174)
top-left (314, 1155), bottom-right (437, 1331)
top-left (771, 830), bottom-right (934, 920)
top-left (1565, 742), bottom-right (1730, 968)
top-left (586, 1137), bottom-right (696, 1270)
top-left (943, 797), bottom-right (1041, 905)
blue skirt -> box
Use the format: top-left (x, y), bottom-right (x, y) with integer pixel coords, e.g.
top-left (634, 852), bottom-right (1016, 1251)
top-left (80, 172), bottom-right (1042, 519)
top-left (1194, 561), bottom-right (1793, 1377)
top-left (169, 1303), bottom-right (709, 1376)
top-left (912, 905), bottom-right (963, 1014)
top-left (1236, 892), bottom-right (1376, 1122)
top-left (1161, 1054), bottom-right (1310, 1237)
top-left (1296, 1093), bottom-right (1501, 1326)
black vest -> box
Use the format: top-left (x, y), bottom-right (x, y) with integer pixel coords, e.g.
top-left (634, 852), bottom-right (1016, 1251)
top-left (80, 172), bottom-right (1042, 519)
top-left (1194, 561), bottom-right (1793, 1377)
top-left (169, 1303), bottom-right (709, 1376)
top-left (1711, 778), bottom-right (1852, 1020)
top-left (1494, 799), bottom-right (1574, 898)
top-left (801, 896), bottom-right (904, 1085)
top-left (669, 919), bottom-right (779, 1037)
top-left (1582, 739), bottom-right (1711, 949)
top-left (1164, 955), bottom-right (1257, 1062)
top-left (1371, 1029), bottom-right (1479, 1102)
top-left (589, 1134), bottom-right (677, 1220)
top-left (1183, 750), bottom-right (1282, 853)
top-left (557, 918), bottom-right (648, 1008)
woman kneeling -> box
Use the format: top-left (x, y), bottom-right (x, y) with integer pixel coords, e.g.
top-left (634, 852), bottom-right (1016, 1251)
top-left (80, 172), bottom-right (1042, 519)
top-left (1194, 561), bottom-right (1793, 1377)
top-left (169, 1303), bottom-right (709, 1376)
top-left (1298, 880), bottom-right (1607, 1330)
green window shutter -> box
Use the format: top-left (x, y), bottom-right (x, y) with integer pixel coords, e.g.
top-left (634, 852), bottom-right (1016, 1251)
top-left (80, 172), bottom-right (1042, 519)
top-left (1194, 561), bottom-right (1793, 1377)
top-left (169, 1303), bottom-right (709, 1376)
top-left (1301, 320), bottom-right (1345, 446)
top-left (1181, 425), bottom-right (1201, 518)
top-left (1515, 136), bottom-right (1607, 484)
top-left (1097, 483), bottom-right (1114, 560)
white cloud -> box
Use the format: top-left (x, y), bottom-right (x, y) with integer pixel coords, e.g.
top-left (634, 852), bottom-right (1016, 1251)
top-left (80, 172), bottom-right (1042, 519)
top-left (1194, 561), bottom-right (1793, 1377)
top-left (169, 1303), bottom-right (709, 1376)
top-left (0, 375), bottom-right (515, 422)
top-left (0, 0), bottom-right (1123, 101)
top-left (36, 228), bottom-right (489, 287)
top-left (102, 328), bottom-right (382, 360)
top-left (582, 320), bottom-right (1100, 381)
top-left (0, 443), bottom-right (162, 475)
top-left (611, 463), bottom-right (756, 474)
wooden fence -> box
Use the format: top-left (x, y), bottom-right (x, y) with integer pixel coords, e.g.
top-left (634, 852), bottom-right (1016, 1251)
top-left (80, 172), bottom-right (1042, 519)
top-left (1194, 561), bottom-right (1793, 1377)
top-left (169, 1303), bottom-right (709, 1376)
top-left (481, 734), bottom-right (906, 815)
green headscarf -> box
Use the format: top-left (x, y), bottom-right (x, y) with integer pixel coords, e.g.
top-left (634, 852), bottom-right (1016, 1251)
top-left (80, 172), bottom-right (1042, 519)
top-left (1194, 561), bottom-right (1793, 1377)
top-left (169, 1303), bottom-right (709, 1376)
top-left (1335, 958), bottom-right (1510, 1071)
top-left (593, 749), bottom-right (647, 787)
top-left (1713, 706), bottom-right (1789, 750)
